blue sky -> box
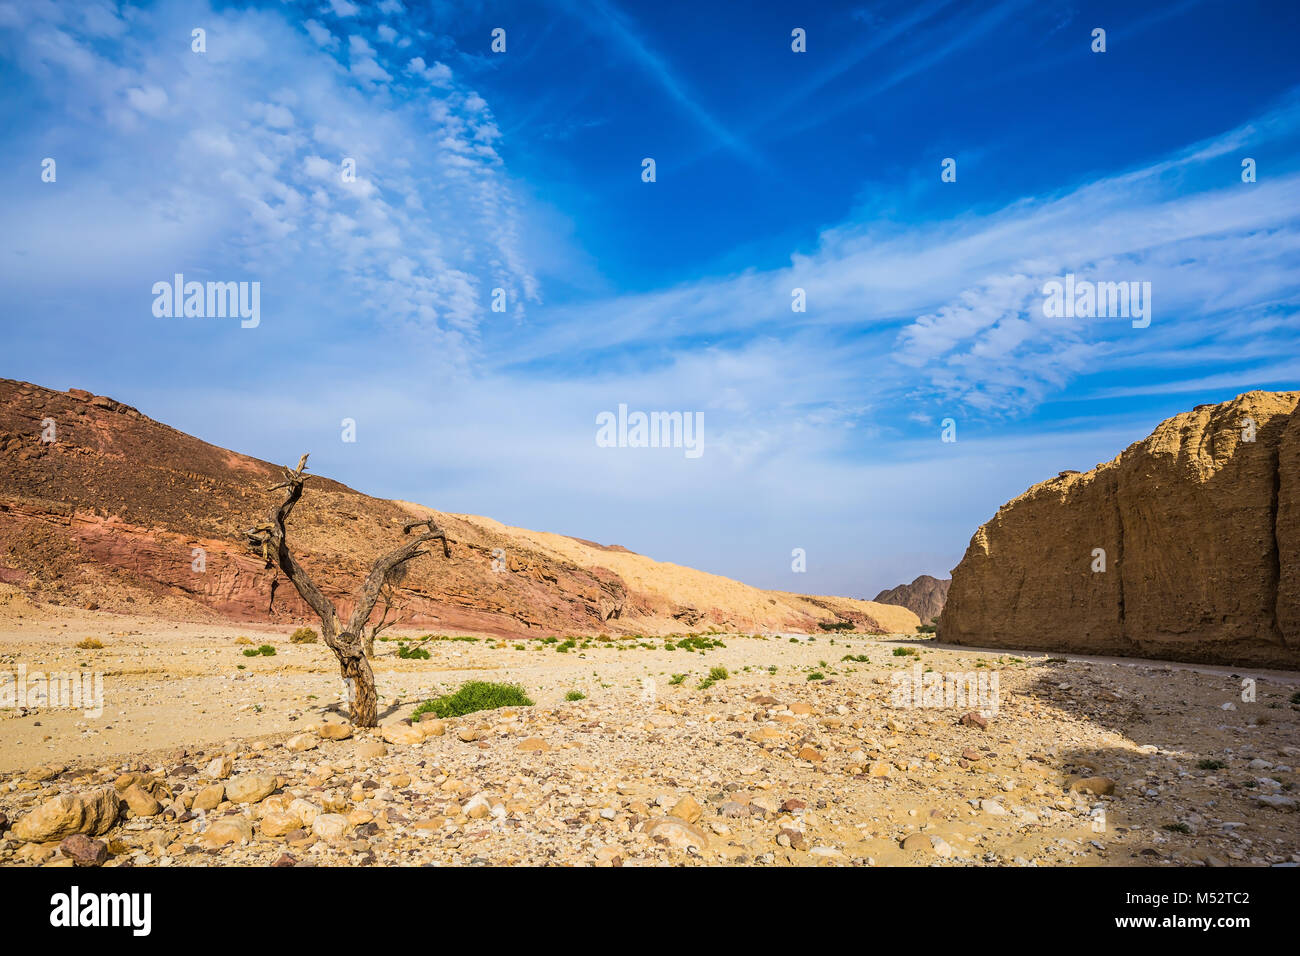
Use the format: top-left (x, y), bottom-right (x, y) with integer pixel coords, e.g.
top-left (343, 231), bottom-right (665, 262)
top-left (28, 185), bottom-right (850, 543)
top-left (2, 0), bottom-right (1299, 599)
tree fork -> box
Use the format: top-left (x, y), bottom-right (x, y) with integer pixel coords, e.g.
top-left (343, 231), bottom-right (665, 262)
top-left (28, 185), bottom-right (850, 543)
top-left (243, 453), bottom-right (451, 727)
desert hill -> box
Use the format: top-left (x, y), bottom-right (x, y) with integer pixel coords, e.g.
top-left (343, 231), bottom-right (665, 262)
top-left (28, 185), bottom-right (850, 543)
top-left (940, 390), bottom-right (1300, 668)
top-left (0, 380), bottom-right (917, 638)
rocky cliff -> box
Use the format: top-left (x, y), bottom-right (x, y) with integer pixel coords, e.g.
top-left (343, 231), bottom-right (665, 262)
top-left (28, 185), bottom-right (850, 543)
top-left (873, 574), bottom-right (950, 624)
top-left (940, 391), bottom-right (1300, 668)
top-left (0, 380), bottom-right (918, 637)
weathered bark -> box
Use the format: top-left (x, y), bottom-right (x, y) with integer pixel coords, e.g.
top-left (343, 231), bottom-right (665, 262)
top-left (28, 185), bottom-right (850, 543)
top-left (244, 454), bottom-right (451, 726)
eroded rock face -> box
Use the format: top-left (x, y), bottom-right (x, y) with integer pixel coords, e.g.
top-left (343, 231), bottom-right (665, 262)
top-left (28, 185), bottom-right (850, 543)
top-left (940, 391), bottom-right (1300, 668)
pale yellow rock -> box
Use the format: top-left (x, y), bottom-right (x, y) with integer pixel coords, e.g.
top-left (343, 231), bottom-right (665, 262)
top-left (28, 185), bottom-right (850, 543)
top-left (121, 784), bottom-right (160, 817)
top-left (670, 795), bottom-right (703, 824)
top-left (260, 812), bottom-right (300, 838)
top-left (382, 724), bottom-right (424, 746)
top-left (311, 813), bottom-right (353, 842)
top-left (13, 788), bottom-right (121, 842)
top-left (417, 718), bottom-right (446, 736)
top-left (224, 775), bottom-right (276, 804)
top-left (288, 798), bottom-right (322, 827)
top-left (355, 740), bottom-right (387, 760)
top-left (191, 784), bottom-right (225, 812)
top-left (201, 817), bottom-right (253, 848)
top-left (204, 756), bottom-right (233, 780)
top-left (646, 816), bottom-right (709, 852)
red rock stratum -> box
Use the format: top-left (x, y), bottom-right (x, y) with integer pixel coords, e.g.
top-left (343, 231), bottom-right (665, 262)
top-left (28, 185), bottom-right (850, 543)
top-left (0, 379), bottom-right (917, 638)
top-left (940, 391), bottom-right (1300, 668)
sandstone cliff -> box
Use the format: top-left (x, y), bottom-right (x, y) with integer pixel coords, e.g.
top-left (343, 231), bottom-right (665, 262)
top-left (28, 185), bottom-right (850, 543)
top-left (940, 391), bottom-right (1300, 668)
top-left (0, 380), bottom-right (917, 637)
top-left (873, 575), bottom-right (950, 624)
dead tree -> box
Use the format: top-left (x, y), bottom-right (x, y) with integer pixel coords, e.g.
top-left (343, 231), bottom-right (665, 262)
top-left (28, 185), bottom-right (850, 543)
top-left (243, 454), bottom-right (450, 727)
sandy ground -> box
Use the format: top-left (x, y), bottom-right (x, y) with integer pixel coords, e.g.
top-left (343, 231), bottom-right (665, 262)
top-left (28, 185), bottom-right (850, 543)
top-left (1, 607), bottom-right (1298, 866)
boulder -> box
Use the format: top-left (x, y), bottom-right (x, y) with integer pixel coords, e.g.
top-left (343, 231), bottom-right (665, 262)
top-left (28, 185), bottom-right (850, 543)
top-left (12, 788), bottom-right (121, 842)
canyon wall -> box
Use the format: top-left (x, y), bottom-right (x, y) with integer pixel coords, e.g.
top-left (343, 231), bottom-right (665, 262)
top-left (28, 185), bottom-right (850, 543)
top-left (940, 391), bottom-right (1300, 668)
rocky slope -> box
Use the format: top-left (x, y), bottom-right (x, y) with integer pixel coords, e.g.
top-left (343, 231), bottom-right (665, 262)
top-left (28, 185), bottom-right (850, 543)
top-left (873, 575), bottom-right (950, 624)
top-left (940, 391), bottom-right (1300, 668)
top-left (0, 380), bottom-right (916, 638)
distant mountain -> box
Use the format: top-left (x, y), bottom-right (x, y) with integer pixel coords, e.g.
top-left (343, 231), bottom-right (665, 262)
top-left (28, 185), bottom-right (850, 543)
top-left (0, 379), bottom-right (919, 637)
top-left (873, 575), bottom-right (951, 624)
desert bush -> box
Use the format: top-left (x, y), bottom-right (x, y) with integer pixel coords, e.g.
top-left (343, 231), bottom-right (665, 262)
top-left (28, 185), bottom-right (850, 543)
top-left (397, 643), bottom-right (430, 660)
top-left (818, 620), bottom-right (855, 632)
top-left (243, 644), bottom-right (276, 657)
top-left (565, 690), bottom-right (586, 702)
top-left (75, 637), bottom-right (103, 650)
top-left (412, 681), bottom-right (533, 721)
top-left (290, 626), bottom-right (318, 644)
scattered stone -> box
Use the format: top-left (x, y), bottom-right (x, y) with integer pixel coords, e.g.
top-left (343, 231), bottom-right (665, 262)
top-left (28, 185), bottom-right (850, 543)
top-left (121, 784), bottom-right (160, 817)
top-left (355, 740), bottom-right (387, 760)
top-left (670, 795), bottom-right (702, 824)
top-left (58, 834), bottom-right (108, 867)
top-left (1069, 777), bottom-right (1116, 796)
top-left (224, 775), bottom-right (277, 804)
top-left (285, 733), bottom-right (318, 753)
top-left (191, 784), bottom-right (225, 812)
top-left (647, 817), bottom-right (710, 852)
top-left (201, 817), bottom-right (253, 848)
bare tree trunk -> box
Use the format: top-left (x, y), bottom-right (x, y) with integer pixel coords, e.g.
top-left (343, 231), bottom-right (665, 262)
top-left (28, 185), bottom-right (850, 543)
top-left (244, 455), bottom-right (450, 727)
top-left (338, 637), bottom-right (378, 727)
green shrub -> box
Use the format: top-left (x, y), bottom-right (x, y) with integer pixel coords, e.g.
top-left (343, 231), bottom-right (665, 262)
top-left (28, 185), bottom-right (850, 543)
top-left (290, 626), bottom-right (318, 644)
top-left (668, 673), bottom-right (687, 686)
top-left (806, 671), bottom-right (824, 681)
top-left (817, 620), bottom-right (855, 632)
top-left (565, 690), bottom-right (586, 702)
top-left (398, 644), bottom-right (431, 660)
top-left (1197, 758), bottom-right (1226, 770)
top-left (893, 647), bottom-right (919, 657)
top-left (412, 681), bottom-right (534, 721)
top-left (708, 665), bottom-right (728, 681)
top-left (243, 644), bottom-right (276, 657)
